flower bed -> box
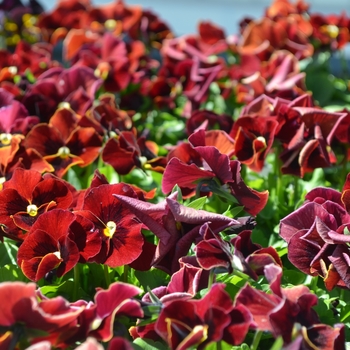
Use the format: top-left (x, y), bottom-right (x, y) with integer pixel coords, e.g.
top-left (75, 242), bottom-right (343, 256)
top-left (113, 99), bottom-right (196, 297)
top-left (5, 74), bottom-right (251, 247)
top-left (0, 0), bottom-right (350, 349)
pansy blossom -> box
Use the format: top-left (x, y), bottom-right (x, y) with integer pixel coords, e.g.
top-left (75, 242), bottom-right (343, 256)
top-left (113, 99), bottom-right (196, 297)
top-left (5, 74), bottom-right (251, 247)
top-left (75, 183), bottom-right (144, 268)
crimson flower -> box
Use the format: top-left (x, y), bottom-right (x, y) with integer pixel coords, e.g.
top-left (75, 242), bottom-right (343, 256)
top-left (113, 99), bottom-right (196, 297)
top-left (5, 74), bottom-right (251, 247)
top-left (238, 17), bottom-right (313, 61)
top-left (0, 168), bottom-right (73, 240)
top-left (0, 281), bottom-right (84, 348)
top-left (23, 107), bottom-right (102, 177)
top-left (22, 66), bottom-right (102, 121)
top-left (162, 129), bottom-right (269, 216)
top-left (102, 130), bottom-right (158, 175)
top-left (155, 283), bottom-right (251, 349)
top-left (75, 183), bottom-right (144, 268)
top-left (0, 88), bottom-right (39, 136)
top-left (279, 107), bottom-right (346, 177)
top-left (186, 109), bottom-right (233, 135)
top-left (79, 93), bottom-right (133, 137)
top-left (195, 224), bottom-right (282, 279)
top-left (279, 176), bottom-right (350, 290)
top-left (142, 256), bottom-right (209, 304)
top-left (113, 193), bottom-right (238, 274)
top-left (235, 264), bottom-right (345, 348)
top-left (17, 209), bottom-right (100, 281)
top-left (230, 115), bottom-right (278, 172)
top-left (62, 282), bottom-right (143, 345)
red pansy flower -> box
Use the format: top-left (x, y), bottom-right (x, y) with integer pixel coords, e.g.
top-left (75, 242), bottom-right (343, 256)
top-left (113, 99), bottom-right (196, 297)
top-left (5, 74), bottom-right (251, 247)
top-left (195, 224), bottom-right (282, 279)
top-left (279, 176), bottom-right (350, 290)
top-left (22, 66), bottom-right (102, 121)
top-left (235, 264), bottom-right (319, 344)
top-left (102, 129), bottom-right (158, 175)
top-left (17, 209), bottom-right (99, 281)
top-left (0, 281), bottom-right (84, 347)
top-left (186, 109), bottom-right (234, 135)
top-left (75, 183), bottom-right (144, 267)
top-left (114, 193), bottom-right (238, 274)
top-left (23, 107), bottom-right (102, 177)
top-left (279, 107), bottom-right (347, 177)
top-left (230, 115), bottom-right (278, 172)
top-left (0, 168), bottom-right (72, 240)
top-left (63, 281), bottom-right (143, 345)
top-left (162, 129), bottom-right (269, 216)
top-left (155, 283), bottom-right (251, 349)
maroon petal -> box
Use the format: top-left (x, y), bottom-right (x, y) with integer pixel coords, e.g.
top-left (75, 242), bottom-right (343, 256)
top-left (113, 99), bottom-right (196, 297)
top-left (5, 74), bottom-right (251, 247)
top-left (279, 202), bottom-right (331, 243)
top-left (328, 245), bottom-right (350, 289)
top-left (229, 160), bottom-right (269, 216)
top-left (234, 283), bottom-right (280, 332)
top-left (91, 282), bottom-right (143, 342)
top-left (166, 198), bottom-right (239, 228)
top-left (162, 157), bottom-right (215, 194)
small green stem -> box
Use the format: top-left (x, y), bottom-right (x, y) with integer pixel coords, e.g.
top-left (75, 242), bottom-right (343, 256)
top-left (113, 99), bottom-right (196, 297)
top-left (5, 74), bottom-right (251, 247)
top-left (216, 340), bottom-right (222, 350)
top-left (123, 265), bottom-right (129, 283)
top-left (104, 264), bottom-right (111, 288)
top-left (73, 264), bottom-right (80, 301)
top-left (293, 175), bottom-right (299, 209)
top-left (208, 269), bottom-right (215, 290)
top-left (250, 330), bottom-right (263, 350)
top-left (310, 275), bottom-right (318, 292)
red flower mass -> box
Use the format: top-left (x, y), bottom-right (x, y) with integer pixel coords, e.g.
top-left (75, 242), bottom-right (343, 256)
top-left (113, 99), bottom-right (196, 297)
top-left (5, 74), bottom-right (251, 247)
top-left (0, 0), bottom-right (349, 348)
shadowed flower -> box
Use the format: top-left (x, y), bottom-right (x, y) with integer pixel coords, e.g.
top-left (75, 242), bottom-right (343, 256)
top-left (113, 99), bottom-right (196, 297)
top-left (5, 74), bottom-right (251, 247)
top-left (279, 178), bottom-right (350, 290)
top-left (113, 193), bottom-right (238, 274)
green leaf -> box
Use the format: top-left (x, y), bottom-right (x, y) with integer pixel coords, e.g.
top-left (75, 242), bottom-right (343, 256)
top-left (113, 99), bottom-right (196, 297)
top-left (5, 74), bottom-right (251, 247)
top-left (172, 184), bottom-right (183, 203)
top-left (0, 264), bottom-right (28, 282)
top-left (133, 338), bottom-right (168, 350)
top-left (135, 268), bottom-right (169, 292)
top-left (228, 205), bottom-right (244, 218)
top-left (40, 280), bottom-right (75, 300)
top-left (186, 196), bottom-right (207, 210)
top-left (305, 71), bottom-right (335, 106)
top-left (0, 239), bottom-right (19, 267)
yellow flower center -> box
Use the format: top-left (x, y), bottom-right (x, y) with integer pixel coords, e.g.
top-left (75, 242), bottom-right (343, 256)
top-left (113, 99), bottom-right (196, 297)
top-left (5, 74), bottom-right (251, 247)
top-left (321, 24), bottom-right (339, 39)
top-left (27, 204), bottom-right (38, 217)
top-left (0, 133), bottom-right (12, 145)
top-left (104, 221), bottom-right (116, 238)
top-left (57, 146), bottom-right (71, 159)
top-left (58, 102), bottom-right (71, 109)
top-left (105, 19), bottom-right (117, 31)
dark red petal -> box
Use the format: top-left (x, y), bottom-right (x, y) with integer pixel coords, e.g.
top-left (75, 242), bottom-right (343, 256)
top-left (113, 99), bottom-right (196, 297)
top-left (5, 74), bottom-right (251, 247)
top-left (162, 157), bottom-right (215, 194)
top-left (3, 168), bottom-right (42, 201)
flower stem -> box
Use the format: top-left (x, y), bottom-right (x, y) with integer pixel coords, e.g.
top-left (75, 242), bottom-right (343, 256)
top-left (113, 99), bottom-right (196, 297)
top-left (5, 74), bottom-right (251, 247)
top-left (293, 175), bottom-right (299, 209)
top-left (208, 269), bottom-right (215, 289)
top-left (123, 264), bottom-right (129, 283)
top-left (250, 330), bottom-right (263, 350)
top-left (104, 264), bottom-right (111, 288)
top-left (73, 264), bottom-right (80, 301)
